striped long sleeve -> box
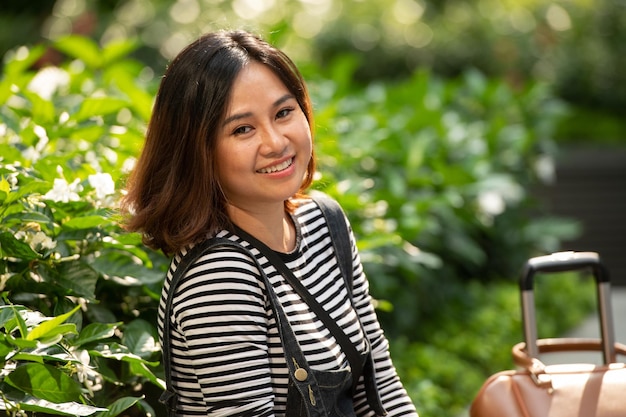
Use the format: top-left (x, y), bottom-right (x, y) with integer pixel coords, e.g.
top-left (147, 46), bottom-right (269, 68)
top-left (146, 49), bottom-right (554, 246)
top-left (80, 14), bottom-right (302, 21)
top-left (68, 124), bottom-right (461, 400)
top-left (157, 199), bottom-right (418, 417)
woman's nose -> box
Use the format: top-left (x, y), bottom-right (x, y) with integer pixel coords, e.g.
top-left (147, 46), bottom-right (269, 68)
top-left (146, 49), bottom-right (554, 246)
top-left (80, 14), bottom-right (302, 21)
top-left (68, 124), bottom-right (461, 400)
top-left (259, 125), bottom-right (288, 155)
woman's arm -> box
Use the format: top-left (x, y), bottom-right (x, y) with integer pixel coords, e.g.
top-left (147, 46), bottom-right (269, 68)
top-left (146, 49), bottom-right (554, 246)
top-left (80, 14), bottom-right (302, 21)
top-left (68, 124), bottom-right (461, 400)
top-left (347, 230), bottom-right (419, 417)
top-left (168, 249), bottom-right (279, 416)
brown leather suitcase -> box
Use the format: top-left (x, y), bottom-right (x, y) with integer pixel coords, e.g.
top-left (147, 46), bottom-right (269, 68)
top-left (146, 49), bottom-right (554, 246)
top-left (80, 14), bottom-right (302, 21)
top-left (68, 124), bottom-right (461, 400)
top-left (470, 251), bottom-right (626, 417)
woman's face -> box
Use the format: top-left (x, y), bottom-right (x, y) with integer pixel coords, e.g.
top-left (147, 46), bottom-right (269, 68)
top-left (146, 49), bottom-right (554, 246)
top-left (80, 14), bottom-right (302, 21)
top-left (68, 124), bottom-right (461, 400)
top-left (216, 61), bottom-right (313, 212)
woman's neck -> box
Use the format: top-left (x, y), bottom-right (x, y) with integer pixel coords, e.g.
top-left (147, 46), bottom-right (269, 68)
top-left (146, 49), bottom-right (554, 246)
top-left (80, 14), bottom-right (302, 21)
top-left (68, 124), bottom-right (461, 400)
top-left (227, 202), bottom-right (295, 253)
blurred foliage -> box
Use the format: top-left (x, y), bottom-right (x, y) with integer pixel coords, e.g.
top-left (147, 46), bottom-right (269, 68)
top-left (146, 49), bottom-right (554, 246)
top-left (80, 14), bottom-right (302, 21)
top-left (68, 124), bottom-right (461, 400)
top-left (390, 273), bottom-right (595, 416)
top-left (2, 0), bottom-right (625, 141)
top-left (1, 36), bottom-right (165, 416)
top-left (306, 59), bottom-right (580, 339)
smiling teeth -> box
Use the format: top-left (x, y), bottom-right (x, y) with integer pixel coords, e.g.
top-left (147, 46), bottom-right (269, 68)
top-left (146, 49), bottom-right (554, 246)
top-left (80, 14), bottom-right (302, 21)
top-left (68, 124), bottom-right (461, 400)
top-left (258, 158), bottom-right (293, 173)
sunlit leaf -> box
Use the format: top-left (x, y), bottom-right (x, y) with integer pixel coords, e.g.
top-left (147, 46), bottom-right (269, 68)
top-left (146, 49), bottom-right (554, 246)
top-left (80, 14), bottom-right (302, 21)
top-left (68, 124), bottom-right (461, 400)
top-left (2, 45), bottom-right (46, 77)
top-left (54, 36), bottom-right (102, 68)
top-left (62, 214), bottom-right (108, 230)
top-left (89, 342), bottom-right (158, 366)
top-left (94, 396), bottom-right (141, 417)
top-left (102, 38), bottom-right (139, 65)
top-left (27, 305), bottom-right (80, 341)
top-left (72, 97), bottom-right (128, 123)
top-left (22, 90), bottom-right (56, 124)
top-left (4, 363), bottom-right (83, 403)
top-left (0, 177), bottom-right (10, 194)
top-left (0, 396), bottom-right (107, 416)
top-left (70, 322), bottom-right (120, 347)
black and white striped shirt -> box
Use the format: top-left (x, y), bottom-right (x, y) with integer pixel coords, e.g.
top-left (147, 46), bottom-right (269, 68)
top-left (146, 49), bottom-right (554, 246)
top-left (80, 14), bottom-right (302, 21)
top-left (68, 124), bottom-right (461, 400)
top-left (157, 198), bottom-right (418, 416)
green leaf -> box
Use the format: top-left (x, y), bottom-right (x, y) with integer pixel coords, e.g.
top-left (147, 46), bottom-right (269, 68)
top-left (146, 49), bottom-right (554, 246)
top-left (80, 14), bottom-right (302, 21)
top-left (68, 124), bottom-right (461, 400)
top-left (5, 396), bottom-right (107, 416)
top-left (102, 38), bottom-right (139, 65)
top-left (9, 352), bottom-right (45, 364)
top-left (89, 342), bottom-right (158, 366)
top-left (94, 396), bottom-right (142, 417)
top-left (0, 334), bottom-right (16, 361)
top-left (108, 70), bottom-right (153, 121)
top-left (2, 211), bottom-right (54, 226)
top-left (128, 360), bottom-right (163, 389)
top-left (0, 177), bottom-right (10, 194)
top-left (62, 214), bottom-right (108, 230)
top-left (0, 144), bottom-right (24, 166)
top-left (6, 336), bottom-right (38, 349)
top-left (2, 44), bottom-right (46, 77)
top-left (7, 303), bottom-right (29, 339)
top-left (27, 305), bottom-right (80, 341)
top-left (51, 260), bottom-right (99, 300)
top-left (0, 231), bottom-right (39, 260)
top-left (89, 250), bottom-right (164, 286)
top-left (122, 319), bottom-right (158, 358)
top-left (4, 178), bottom-right (50, 205)
top-left (12, 350), bottom-right (79, 365)
top-left (70, 322), bottom-right (120, 347)
top-left (4, 363), bottom-right (83, 403)
top-left (72, 97), bottom-right (129, 123)
top-left (54, 35), bottom-right (102, 68)
top-left (22, 90), bottom-right (56, 124)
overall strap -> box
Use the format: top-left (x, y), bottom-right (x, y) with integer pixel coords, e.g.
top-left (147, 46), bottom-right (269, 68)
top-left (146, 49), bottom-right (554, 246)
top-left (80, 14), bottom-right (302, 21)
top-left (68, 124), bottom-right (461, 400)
top-left (312, 194), bottom-right (387, 416)
top-left (312, 194), bottom-right (354, 297)
top-left (159, 237), bottom-right (330, 416)
top-left (234, 195), bottom-right (365, 393)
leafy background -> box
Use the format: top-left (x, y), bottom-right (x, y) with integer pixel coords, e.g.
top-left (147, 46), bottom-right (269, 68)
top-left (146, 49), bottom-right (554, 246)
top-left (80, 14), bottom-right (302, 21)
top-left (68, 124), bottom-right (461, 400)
top-left (1, 0), bottom-right (622, 416)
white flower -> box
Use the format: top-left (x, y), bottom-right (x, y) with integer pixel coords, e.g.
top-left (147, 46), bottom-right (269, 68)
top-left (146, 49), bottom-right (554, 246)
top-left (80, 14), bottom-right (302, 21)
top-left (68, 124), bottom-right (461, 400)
top-left (0, 273), bottom-right (13, 292)
top-left (27, 67), bottom-right (70, 100)
top-left (15, 225), bottom-right (57, 252)
top-left (121, 157), bottom-right (137, 174)
top-left (44, 178), bottom-right (82, 202)
top-left (477, 190), bottom-right (506, 217)
top-left (29, 231), bottom-right (57, 251)
top-left (534, 154), bottom-right (556, 185)
top-left (88, 173), bottom-right (115, 200)
top-left (72, 349), bottom-right (104, 394)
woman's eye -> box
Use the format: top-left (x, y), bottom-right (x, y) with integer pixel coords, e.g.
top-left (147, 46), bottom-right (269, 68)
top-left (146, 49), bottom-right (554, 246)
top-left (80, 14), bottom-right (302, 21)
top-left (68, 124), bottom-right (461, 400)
top-left (233, 125), bottom-right (252, 135)
top-left (276, 107), bottom-right (294, 119)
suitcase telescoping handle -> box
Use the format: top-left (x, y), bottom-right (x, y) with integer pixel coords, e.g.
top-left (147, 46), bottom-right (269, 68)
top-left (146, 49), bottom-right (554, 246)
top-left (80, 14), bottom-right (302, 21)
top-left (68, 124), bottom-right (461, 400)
top-left (520, 251), bottom-right (617, 364)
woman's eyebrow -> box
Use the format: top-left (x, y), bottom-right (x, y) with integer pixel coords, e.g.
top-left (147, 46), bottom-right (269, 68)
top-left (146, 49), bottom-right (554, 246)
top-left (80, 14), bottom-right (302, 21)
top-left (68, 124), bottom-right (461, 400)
top-left (274, 93), bottom-right (295, 107)
top-left (222, 111), bottom-right (252, 127)
top-left (222, 94), bottom-right (295, 127)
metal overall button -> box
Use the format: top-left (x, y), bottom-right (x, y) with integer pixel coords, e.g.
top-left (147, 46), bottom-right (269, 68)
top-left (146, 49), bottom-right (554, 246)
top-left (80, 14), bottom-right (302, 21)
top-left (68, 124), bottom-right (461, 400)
top-left (295, 368), bottom-right (308, 381)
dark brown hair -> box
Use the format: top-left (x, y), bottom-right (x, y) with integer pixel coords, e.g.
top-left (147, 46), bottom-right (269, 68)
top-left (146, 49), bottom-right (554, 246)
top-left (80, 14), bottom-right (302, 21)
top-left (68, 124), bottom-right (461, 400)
top-left (121, 30), bottom-right (316, 255)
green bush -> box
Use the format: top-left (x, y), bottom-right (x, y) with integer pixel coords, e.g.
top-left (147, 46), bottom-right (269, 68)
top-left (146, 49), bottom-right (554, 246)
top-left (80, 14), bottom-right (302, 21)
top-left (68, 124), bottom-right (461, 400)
top-left (1, 36), bottom-right (166, 416)
top-left (305, 58), bottom-right (579, 338)
top-left (389, 274), bottom-right (595, 416)
top-left (0, 35), bottom-right (587, 416)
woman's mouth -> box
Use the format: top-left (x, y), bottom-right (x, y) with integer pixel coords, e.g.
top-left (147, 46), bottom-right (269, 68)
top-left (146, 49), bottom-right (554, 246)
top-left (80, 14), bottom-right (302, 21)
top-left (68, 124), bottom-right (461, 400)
top-left (257, 157), bottom-right (294, 174)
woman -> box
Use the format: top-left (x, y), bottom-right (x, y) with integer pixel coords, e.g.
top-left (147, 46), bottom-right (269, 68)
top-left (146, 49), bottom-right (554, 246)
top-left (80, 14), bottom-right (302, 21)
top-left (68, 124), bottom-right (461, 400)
top-left (122, 30), bottom-right (418, 417)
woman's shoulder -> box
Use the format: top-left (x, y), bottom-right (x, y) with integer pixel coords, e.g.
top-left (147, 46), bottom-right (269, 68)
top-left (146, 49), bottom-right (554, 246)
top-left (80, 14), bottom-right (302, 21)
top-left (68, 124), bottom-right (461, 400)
top-left (170, 233), bottom-right (258, 274)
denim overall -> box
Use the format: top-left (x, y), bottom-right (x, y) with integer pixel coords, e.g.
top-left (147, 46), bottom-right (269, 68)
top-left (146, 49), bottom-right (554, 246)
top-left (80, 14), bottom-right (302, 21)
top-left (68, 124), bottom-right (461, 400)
top-left (160, 238), bottom-right (386, 417)
top-left (265, 252), bottom-right (386, 417)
